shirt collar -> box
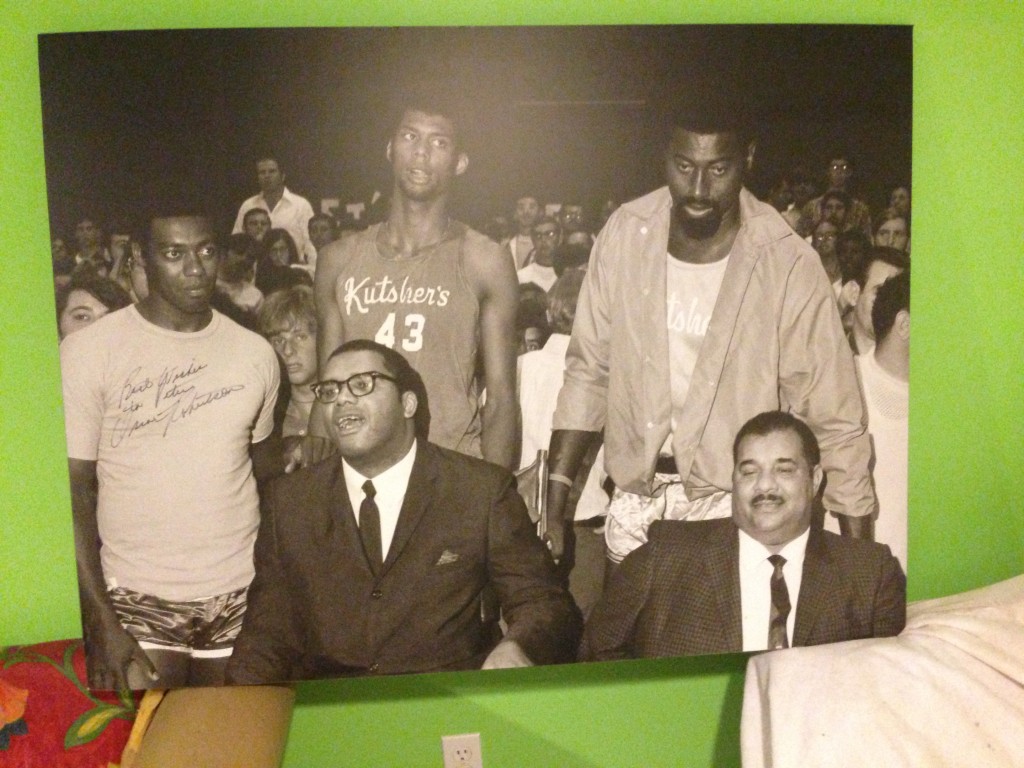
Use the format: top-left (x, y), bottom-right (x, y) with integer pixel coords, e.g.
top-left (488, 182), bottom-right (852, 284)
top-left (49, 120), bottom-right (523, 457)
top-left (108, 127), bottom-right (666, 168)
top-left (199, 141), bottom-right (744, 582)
top-left (737, 524), bottom-right (811, 574)
top-left (341, 439), bottom-right (418, 495)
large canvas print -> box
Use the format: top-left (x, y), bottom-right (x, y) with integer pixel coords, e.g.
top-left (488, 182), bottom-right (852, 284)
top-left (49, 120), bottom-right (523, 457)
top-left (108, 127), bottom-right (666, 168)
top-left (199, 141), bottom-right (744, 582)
top-left (39, 24), bottom-right (912, 691)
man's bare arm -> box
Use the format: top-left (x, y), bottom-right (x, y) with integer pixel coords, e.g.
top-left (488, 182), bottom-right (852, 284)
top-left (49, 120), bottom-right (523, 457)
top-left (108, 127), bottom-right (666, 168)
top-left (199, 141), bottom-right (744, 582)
top-left (68, 458), bottom-right (156, 691)
top-left (250, 435), bottom-right (285, 484)
top-left (544, 429), bottom-right (602, 562)
top-left (297, 238), bottom-right (349, 466)
top-left (465, 243), bottom-right (519, 470)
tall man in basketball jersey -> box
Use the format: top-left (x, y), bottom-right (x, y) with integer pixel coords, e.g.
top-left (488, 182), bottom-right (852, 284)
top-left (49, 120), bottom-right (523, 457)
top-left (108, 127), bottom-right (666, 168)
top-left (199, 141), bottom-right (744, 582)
top-left (314, 94), bottom-right (519, 469)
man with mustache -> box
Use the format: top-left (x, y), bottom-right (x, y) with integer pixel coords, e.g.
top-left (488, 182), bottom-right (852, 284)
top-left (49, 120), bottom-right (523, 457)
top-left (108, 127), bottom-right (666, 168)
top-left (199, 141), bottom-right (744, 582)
top-left (547, 86), bottom-right (875, 572)
top-left (581, 411), bottom-right (905, 660)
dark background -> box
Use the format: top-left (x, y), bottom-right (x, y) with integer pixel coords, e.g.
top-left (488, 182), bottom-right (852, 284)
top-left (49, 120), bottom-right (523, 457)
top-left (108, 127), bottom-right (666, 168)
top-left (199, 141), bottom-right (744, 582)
top-left (38, 25), bottom-right (911, 239)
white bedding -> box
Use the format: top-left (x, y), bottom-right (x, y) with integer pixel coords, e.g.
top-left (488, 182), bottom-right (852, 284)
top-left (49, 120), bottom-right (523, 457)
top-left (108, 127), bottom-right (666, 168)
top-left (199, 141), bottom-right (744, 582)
top-left (741, 574), bottom-right (1024, 767)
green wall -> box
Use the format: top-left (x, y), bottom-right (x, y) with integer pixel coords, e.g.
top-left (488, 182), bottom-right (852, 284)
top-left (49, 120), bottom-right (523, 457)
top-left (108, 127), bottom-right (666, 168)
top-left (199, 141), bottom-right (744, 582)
top-left (2, 3), bottom-right (1021, 766)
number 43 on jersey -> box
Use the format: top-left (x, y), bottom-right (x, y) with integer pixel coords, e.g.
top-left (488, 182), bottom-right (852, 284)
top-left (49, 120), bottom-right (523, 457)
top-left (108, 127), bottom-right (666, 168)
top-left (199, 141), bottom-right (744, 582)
top-left (375, 312), bottom-right (425, 352)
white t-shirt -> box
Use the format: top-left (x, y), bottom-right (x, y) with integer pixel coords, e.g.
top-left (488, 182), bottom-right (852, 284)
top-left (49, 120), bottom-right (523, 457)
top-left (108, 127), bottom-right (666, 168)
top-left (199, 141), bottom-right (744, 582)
top-left (517, 262), bottom-right (558, 292)
top-left (857, 351), bottom-right (909, 572)
top-left (60, 306), bottom-right (279, 600)
top-left (661, 252), bottom-right (729, 454)
top-left (518, 334), bottom-right (608, 521)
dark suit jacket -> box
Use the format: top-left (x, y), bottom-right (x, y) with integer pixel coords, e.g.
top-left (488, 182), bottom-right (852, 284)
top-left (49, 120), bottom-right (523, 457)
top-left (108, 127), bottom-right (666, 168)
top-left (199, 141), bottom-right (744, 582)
top-left (580, 518), bottom-right (906, 660)
top-left (227, 441), bottom-right (581, 683)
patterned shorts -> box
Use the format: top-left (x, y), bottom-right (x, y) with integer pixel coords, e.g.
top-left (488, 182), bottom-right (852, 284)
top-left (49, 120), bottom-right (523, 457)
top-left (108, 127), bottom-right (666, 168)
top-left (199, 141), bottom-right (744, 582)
top-left (604, 474), bottom-right (732, 563)
top-left (107, 585), bottom-right (248, 658)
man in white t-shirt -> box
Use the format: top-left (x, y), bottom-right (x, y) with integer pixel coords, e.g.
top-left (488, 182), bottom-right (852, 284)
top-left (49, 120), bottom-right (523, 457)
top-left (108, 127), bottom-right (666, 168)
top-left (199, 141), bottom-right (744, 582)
top-left (516, 216), bottom-right (560, 291)
top-left (62, 214), bottom-right (281, 691)
top-left (504, 194), bottom-right (542, 270)
top-left (836, 269), bottom-right (910, 571)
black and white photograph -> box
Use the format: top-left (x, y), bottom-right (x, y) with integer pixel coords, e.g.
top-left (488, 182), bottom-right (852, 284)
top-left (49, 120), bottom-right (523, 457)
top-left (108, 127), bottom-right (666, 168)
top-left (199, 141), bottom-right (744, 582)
top-left (39, 24), bottom-right (912, 691)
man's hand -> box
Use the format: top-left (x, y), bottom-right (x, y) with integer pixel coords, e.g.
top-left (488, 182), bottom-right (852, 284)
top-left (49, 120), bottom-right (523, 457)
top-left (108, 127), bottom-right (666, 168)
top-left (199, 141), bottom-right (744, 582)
top-left (85, 619), bottom-right (158, 693)
top-left (291, 435), bottom-right (337, 472)
top-left (542, 513), bottom-right (574, 568)
top-left (481, 639), bottom-right (533, 670)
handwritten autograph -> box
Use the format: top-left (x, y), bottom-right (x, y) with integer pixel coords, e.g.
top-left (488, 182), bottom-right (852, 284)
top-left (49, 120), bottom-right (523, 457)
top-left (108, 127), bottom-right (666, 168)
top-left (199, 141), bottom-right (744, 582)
top-left (112, 359), bottom-right (245, 447)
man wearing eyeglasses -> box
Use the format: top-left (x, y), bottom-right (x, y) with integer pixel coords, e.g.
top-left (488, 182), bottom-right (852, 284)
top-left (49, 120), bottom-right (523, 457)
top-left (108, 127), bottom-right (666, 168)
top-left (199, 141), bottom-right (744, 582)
top-left (227, 339), bottom-right (581, 683)
top-left (516, 216), bottom-right (562, 292)
top-left (61, 214), bottom-right (281, 691)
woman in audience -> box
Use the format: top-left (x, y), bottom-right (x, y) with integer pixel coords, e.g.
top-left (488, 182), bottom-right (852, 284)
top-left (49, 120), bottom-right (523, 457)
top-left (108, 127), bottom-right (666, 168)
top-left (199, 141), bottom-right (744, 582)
top-left (255, 229), bottom-right (312, 296)
top-left (55, 270), bottom-right (132, 339)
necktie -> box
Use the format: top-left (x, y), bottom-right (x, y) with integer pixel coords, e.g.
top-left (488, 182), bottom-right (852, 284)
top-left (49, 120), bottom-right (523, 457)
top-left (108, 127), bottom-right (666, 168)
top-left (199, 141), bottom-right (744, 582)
top-left (767, 554), bottom-right (791, 650)
top-left (359, 480), bottom-right (383, 574)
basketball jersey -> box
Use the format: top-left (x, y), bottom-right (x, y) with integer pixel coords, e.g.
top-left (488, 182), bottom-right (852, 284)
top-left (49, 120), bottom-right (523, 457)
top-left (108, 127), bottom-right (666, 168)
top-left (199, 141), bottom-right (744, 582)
top-left (332, 222), bottom-right (483, 456)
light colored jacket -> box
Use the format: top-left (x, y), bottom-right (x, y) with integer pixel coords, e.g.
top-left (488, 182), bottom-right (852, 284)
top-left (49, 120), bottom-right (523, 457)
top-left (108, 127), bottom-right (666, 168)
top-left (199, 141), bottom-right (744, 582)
top-left (553, 186), bottom-right (874, 519)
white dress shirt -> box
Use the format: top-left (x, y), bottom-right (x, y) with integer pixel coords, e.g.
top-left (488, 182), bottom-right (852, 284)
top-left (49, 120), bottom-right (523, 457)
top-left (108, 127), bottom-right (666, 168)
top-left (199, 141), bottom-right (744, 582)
top-left (232, 186), bottom-right (317, 263)
top-left (342, 441), bottom-right (417, 560)
top-left (738, 527), bottom-right (810, 651)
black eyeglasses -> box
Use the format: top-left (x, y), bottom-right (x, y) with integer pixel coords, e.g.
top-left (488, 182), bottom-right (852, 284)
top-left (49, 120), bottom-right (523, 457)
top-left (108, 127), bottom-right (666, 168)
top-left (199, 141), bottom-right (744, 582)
top-left (310, 371), bottom-right (397, 403)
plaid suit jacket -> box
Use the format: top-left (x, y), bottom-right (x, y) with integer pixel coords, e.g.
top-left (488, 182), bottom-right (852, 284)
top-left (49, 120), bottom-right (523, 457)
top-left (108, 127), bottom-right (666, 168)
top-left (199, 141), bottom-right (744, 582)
top-left (581, 517), bottom-right (905, 660)
top-left (227, 441), bottom-right (581, 683)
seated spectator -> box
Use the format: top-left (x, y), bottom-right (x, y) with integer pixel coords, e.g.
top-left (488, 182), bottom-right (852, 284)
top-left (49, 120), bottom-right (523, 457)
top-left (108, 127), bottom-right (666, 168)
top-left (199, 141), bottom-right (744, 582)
top-left (517, 216), bottom-right (560, 291)
top-left (855, 270), bottom-right (910, 571)
top-left (518, 271), bottom-right (588, 467)
top-left (52, 235), bottom-right (76, 291)
top-left (516, 296), bottom-right (550, 356)
top-left (552, 242), bottom-right (591, 277)
top-left (308, 213), bottom-right (338, 254)
top-left (886, 183), bottom-right (911, 220)
top-left (517, 269), bottom-right (608, 612)
top-left (797, 155), bottom-right (872, 238)
top-left (217, 232), bottom-right (264, 316)
top-left (780, 166), bottom-right (816, 232)
top-left (71, 216), bottom-right (113, 276)
top-left (504, 195), bottom-right (541, 270)
top-left (835, 229), bottom-right (872, 328)
top-left (256, 229), bottom-right (313, 297)
top-left (873, 213), bottom-right (910, 252)
top-left (306, 212), bottom-right (339, 273)
top-left (557, 201), bottom-right (588, 239)
top-left (820, 189), bottom-right (853, 232)
top-left (242, 207), bottom-right (272, 243)
top-left (483, 213), bottom-right (513, 245)
top-left (764, 172), bottom-right (794, 214)
top-left (839, 246), bottom-right (909, 354)
top-left (811, 219), bottom-right (842, 293)
top-left (55, 270), bottom-right (132, 339)
top-left (258, 286), bottom-right (319, 467)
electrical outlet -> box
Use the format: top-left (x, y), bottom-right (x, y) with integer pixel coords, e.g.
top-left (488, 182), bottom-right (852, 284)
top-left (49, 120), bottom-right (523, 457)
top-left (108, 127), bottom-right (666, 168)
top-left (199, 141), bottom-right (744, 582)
top-left (441, 732), bottom-right (483, 768)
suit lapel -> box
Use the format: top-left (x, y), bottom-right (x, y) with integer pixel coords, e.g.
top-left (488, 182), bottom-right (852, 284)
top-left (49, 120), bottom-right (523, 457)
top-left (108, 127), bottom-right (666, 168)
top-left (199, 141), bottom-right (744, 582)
top-left (381, 441), bottom-right (436, 574)
top-left (706, 523), bottom-right (743, 652)
top-left (793, 526), bottom-right (836, 645)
